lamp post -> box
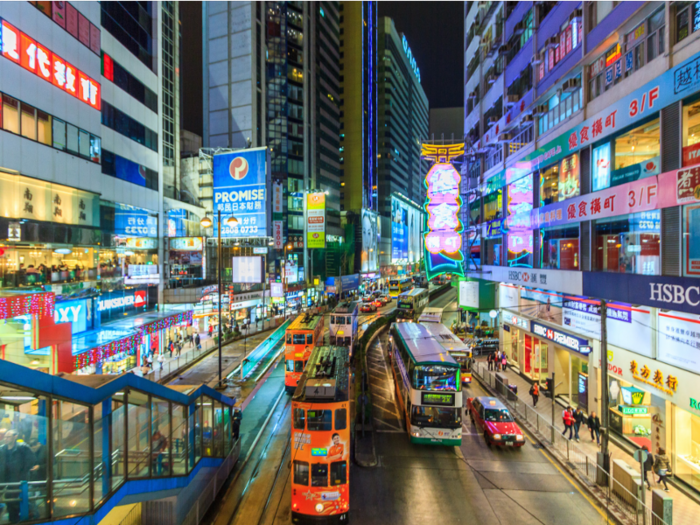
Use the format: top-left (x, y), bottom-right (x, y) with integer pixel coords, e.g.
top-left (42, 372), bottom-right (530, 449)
top-left (201, 210), bottom-right (238, 389)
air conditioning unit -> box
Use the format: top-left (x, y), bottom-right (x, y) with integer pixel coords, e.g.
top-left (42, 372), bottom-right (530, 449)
top-left (468, 92), bottom-right (477, 100)
top-left (484, 42), bottom-right (496, 58)
top-left (506, 94), bottom-right (520, 106)
top-left (569, 9), bottom-right (583, 22)
top-left (498, 133), bottom-right (512, 143)
top-left (544, 36), bottom-right (559, 48)
top-left (487, 73), bottom-right (498, 84)
top-left (531, 54), bottom-right (542, 65)
top-left (521, 114), bottom-right (534, 123)
top-left (533, 105), bottom-right (548, 116)
top-left (487, 117), bottom-right (498, 127)
top-left (562, 78), bottom-right (581, 93)
top-left (513, 21), bottom-right (524, 35)
top-left (498, 43), bottom-right (511, 56)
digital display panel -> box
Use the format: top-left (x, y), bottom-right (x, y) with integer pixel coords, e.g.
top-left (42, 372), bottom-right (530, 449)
top-left (231, 256), bottom-right (263, 283)
top-left (421, 392), bottom-right (455, 406)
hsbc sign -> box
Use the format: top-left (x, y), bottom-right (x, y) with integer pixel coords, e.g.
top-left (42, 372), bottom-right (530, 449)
top-left (531, 321), bottom-right (590, 354)
top-left (472, 265), bottom-right (583, 295)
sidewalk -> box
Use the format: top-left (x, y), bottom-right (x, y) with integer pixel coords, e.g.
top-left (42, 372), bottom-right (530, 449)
top-left (476, 359), bottom-right (699, 525)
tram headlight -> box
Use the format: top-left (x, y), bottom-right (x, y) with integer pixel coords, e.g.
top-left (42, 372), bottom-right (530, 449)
top-left (315, 503), bottom-right (324, 514)
top-left (492, 433), bottom-right (502, 440)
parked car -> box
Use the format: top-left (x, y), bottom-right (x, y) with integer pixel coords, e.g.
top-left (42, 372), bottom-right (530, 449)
top-left (466, 396), bottom-right (525, 448)
top-left (360, 303), bottom-right (377, 313)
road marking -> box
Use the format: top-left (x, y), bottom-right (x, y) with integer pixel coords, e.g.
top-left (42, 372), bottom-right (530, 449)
top-left (524, 433), bottom-right (613, 524)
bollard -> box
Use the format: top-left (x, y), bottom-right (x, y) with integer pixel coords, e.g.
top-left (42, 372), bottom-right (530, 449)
top-left (651, 489), bottom-right (672, 525)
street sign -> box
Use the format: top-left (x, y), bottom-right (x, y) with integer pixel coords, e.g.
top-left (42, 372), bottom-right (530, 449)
top-left (633, 449), bottom-right (648, 464)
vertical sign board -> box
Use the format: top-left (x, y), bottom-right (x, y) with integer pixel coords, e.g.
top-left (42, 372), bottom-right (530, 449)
top-left (273, 180), bottom-right (284, 249)
top-left (422, 143), bottom-right (465, 280)
top-left (459, 280), bottom-right (479, 309)
top-left (212, 148), bottom-right (269, 238)
top-left (307, 193), bottom-right (326, 248)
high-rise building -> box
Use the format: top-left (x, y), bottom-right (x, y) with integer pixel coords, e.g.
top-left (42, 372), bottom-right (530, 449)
top-left (464, 2), bottom-right (700, 496)
top-left (203, 1), bottom-right (342, 300)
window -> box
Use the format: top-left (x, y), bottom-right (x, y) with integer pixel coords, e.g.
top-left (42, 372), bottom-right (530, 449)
top-left (307, 410), bottom-right (332, 431)
top-left (624, 8), bottom-right (665, 78)
top-left (101, 102), bottom-right (158, 152)
top-left (683, 203), bottom-right (700, 276)
top-left (79, 129), bottom-right (90, 157)
top-left (412, 365), bottom-right (458, 391)
top-left (541, 226), bottom-right (580, 270)
top-left (330, 461), bottom-right (347, 486)
top-left (595, 211), bottom-right (660, 274)
top-left (52, 118), bottom-right (66, 150)
top-left (90, 135), bottom-right (101, 163)
top-left (66, 124), bottom-right (79, 154)
top-left (286, 360), bottom-right (294, 372)
top-left (102, 52), bottom-right (158, 112)
top-left (293, 408), bottom-right (305, 430)
top-left (293, 334), bottom-right (305, 344)
top-left (306, 334), bottom-right (313, 344)
top-left (539, 154), bottom-right (580, 206)
top-left (2, 95), bottom-right (19, 134)
top-left (311, 463), bottom-right (328, 487)
top-left (294, 360), bottom-right (304, 373)
top-left (37, 110), bottom-right (51, 145)
top-left (683, 99), bottom-right (700, 166)
top-left (483, 190), bottom-right (502, 222)
top-left (614, 119), bottom-right (660, 172)
top-left (335, 409), bottom-right (347, 430)
top-left (20, 103), bottom-right (37, 140)
top-left (410, 406), bottom-right (461, 428)
top-left (676, 2), bottom-right (692, 43)
top-left (293, 460), bottom-right (309, 485)
top-left (102, 150), bottom-right (158, 189)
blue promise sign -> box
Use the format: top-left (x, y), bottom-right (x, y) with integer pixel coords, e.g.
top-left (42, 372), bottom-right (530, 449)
top-left (212, 148), bottom-right (270, 238)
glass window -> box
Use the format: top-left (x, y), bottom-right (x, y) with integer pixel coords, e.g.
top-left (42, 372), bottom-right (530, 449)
top-left (287, 334), bottom-right (292, 344)
top-left (53, 118), bottom-right (66, 150)
top-left (294, 360), bottom-right (304, 373)
top-left (286, 359), bottom-right (295, 372)
top-left (90, 134), bottom-right (102, 162)
top-left (614, 119), bottom-right (660, 172)
top-left (306, 333), bottom-right (313, 344)
top-left (293, 460), bottom-right (309, 485)
top-left (293, 408), bottom-right (305, 429)
top-left (592, 143), bottom-right (612, 191)
top-left (683, 203), bottom-right (700, 276)
top-left (483, 190), bottom-right (502, 222)
top-left (410, 406), bottom-right (461, 428)
top-left (595, 211), bottom-right (660, 274)
top-left (507, 175), bottom-right (533, 217)
top-left (330, 315), bottom-right (336, 324)
top-left (677, 3), bottom-right (691, 43)
top-left (66, 123), bottom-right (79, 154)
top-left (558, 154), bottom-right (580, 201)
top-left (20, 102), bottom-right (37, 140)
top-left (2, 95), bottom-right (19, 134)
top-left (311, 463), bottom-right (328, 487)
top-left (37, 110), bottom-right (51, 145)
top-left (412, 365), bottom-right (458, 391)
top-left (484, 408), bottom-right (515, 422)
top-left (330, 461), bottom-right (347, 486)
top-left (335, 408), bottom-right (347, 430)
top-left (293, 333), bottom-right (305, 344)
top-left (307, 409), bottom-right (332, 431)
top-left (541, 226), bottom-right (580, 270)
top-left (683, 100), bottom-right (700, 166)
top-left (79, 128), bottom-right (90, 157)
top-left (151, 397), bottom-right (171, 477)
top-left (539, 163), bottom-right (560, 206)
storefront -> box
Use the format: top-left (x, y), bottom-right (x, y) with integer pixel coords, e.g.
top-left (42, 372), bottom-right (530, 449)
top-left (168, 236), bottom-right (204, 285)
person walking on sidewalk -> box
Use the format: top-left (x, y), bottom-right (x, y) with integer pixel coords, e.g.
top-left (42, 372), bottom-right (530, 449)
top-left (573, 408), bottom-right (585, 442)
top-left (642, 446), bottom-right (654, 490)
top-left (653, 448), bottom-right (672, 491)
top-left (158, 352), bottom-right (165, 371)
top-left (529, 383), bottom-right (539, 407)
top-left (195, 333), bottom-right (201, 350)
top-left (562, 407), bottom-right (574, 440)
top-left (501, 353), bottom-right (507, 372)
top-left (487, 352), bottom-right (493, 371)
top-left (587, 411), bottom-right (601, 445)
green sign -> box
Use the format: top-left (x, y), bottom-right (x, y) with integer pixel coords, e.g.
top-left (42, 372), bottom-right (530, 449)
top-left (691, 397), bottom-right (699, 411)
top-left (619, 405), bottom-right (648, 415)
top-left (421, 392), bottom-right (455, 406)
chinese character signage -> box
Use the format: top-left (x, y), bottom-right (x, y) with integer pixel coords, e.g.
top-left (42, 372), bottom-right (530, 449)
top-left (273, 221), bottom-right (283, 250)
top-left (113, 205), bottom-right (158, 237)
top-left (212, 148), bottom-right (270, 238)
top-left (0, 18), bottom-right (100, 110)
top-left (422, 143), bottom-right (465, 280)
top-left (306, 193), bottom-right (326, 249)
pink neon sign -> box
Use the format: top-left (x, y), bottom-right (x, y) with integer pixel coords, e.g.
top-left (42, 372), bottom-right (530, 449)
top-left (424, 163), bottom-right (463, 254)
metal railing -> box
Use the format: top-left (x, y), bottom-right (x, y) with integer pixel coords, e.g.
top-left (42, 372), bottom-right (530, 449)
top-left (507, 126), bottom-right (533, 156)
top-left (485, 145), bottom-right (504, 171)
top-left (473, 363), bottom-right (672, 525)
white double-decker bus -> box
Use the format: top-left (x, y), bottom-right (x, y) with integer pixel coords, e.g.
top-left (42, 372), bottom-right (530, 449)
top-left (389, 322), bottom-right (462, 445)
top-left (420, 322), bottom-right (473, 385)
top-left (329, 300), bottom-right (359, 352)
top-left (418, 306), bottom-right (444, 324)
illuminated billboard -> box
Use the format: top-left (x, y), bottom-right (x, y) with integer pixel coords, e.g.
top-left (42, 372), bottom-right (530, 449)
top-left (422, 143), bottom-right (465, 280)
top-left (231, 256), bottom-right (262, 283)
top-left (212, 148), bottom-right (270, 238)
top-left (307, 192), bottom-right (326, 248)
top-left (391, 195), bottom-right (422, 264)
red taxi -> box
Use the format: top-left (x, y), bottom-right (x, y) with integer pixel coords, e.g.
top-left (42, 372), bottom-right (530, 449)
top-left (360, 303), bottom-right (377, 313)
top-left (466, 396), bottom-right (525, 448)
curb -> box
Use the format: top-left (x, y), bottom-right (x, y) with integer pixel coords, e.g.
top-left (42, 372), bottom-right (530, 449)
top-left (473, 371), bottom-right (628, 525)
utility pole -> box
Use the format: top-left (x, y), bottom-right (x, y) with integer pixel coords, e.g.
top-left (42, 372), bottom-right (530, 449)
top-left (598, 299), bottom-right (611, 484)
top-left (217, 209), bottom-right (223, 389)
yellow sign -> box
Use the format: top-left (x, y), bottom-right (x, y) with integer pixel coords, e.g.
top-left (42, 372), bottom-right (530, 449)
top-left (630, 359), bottom-right (677, 396)
top-left (307, 193), bottom-right (326, 249)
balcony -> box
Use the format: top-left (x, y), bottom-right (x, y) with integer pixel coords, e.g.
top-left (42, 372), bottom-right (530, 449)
top-left (507, 126), bottom-right (534, 157)
top-left (538, 89), bottom-right (582, 136)
top-left (485, 146), bottom-right (504, 172)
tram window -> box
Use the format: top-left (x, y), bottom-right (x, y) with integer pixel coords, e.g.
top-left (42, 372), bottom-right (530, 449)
top-left (293, 408), bottom-right (306, 429)
top-left (330, 461), bottom-right (347, 486)
top-left (311, 463), bottom-right (328, 487)
top-left (293, 460), bottom-right (309, 485)
top-left (286, 334), bottom-right (292, 344)
top-left (330, 336), bottom-right (337, 344)
top-left (334, 409), bottom-right (347, 430)
top-left (293, 334), bottom-right (305, 344)
top-left (306, 334), bottom-right (313, 344)
top-left (286, 360), bottom-right (295, 372)
top-left (307, 410), bottom-right (332, 431)
top-left (294, 360), bottom-right (304, 373)
top-left (330, 315), bottom-right (336, 324)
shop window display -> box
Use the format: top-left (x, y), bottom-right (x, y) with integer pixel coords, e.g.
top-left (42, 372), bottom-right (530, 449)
top-left (541, 225), bottom-right (579, 270)
top-left (608, 378), bottom-right (660, 453)
top-left (614, 118), bottom-right (660, 171)
top-left (0, 246), bottom-right (99, 289)
top-left (483, 190), bottom-right (502, 222)
top-left (682, 98), bottom-right (700, 167)
top-left (594, 211), bottom-right (660, 275)
top-left (540, 154), bottom-right (580, 207)
top-left (674, 406), bottom-right (700, 492)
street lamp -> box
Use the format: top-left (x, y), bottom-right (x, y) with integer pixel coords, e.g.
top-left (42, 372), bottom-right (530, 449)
top-left (200, 210), bottom-right (238, 389)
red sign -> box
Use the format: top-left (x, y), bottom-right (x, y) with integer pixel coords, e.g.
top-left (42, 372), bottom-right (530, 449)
top-left (0, 18), bottom-right (100, 110)
top-left (676, 166), bottom-right (700, 204)
top-left (52, 1), bottom-right (66, 28)
top-left (683, 143), bottom-right (700, 167)
top-left (89, 22), bottom-right (101, 55)
top-left (66, 3), bottom-right (78, 38)
top-left (77, 11), bottom-right (90, 47)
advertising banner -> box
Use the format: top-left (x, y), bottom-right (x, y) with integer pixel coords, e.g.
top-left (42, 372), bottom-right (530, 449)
top-left (307, 193), bottom-right (326, 248)
top-left (273, 181), bottom-right (283, 214)
top-left (212, 148), bottom-right (269, 238)
top-left (274, 221), bottom-right (283, 250)
top-left (610, 156), bottom-right (660, 187)
top-left (270, 282), bottom-right (284, 298)
top-left (656, 311), bottom-right (700, 375)
top-left (459, 281), bottom-right (479, 309)
top-left (231, 256), bottom-right (262, 284)
top-left (54, 299), bottom-right (90, 335)
top-left (113, 205), bottom-right (158, 237)
top-left (391, 198), bottom-right (408, 261)
top-left (361, 210), bottom-right (378, 272)
top-left (592, 143), bottom-right (611, 192)
top-left (340, 274), bottom-right (360, 292)
top-left (169, 237), bottom-right (203, 251)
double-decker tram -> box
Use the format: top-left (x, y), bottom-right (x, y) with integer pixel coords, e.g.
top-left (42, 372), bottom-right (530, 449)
top-left (291, 346), bottom-right (350, 524)
top-left (418, 306), bottom-right (444, 324)
top-left (329, 300), bottom-right (359, 353)
top-left (396, 288), bottom-right (429, 322)
top-left (389, 322), bottom-right (462, 445)
top-left (389, 277), bottom-right (413, 297)
top-left (421, 322), bottom-right (473, 385)
top-left (285, 312), bottom-right (325, 394)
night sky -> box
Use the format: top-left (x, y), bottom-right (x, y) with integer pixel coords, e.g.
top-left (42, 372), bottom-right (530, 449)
top-left (179, 2), bottom-right (464, 135)
top-left (378, 2), bottom-right (463, 109)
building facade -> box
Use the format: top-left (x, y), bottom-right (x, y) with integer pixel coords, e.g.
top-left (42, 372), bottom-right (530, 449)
top-left (463, 1), bottom-right (700, 495)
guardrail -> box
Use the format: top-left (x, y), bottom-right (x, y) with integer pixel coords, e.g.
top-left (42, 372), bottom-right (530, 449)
top-left (231, 319), bottom-right (292, 381)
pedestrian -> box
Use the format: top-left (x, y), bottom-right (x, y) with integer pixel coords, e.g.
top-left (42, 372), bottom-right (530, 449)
top-left (0, 430), bottom-right (36, 523)
top-left (487, 352), bottom-right (494, 371)
top-left (169, 340), bottom-right (175, 357)
top-left (501, 353), bottom-right (507, 371)
top-left (529, 383), bottom-right (539, 407)
top-left (653, 448), bottom-right (672, 491)
top-left (587, 411), bottom-right (601, 445)
top-left (158, 353), bottom-right (165, 371)
top-left (208, 324), bottom-right (214, 337)
top-left (195, 333), bottom-right (201, 350)
top-left (573, 408), bottom-right (585, 442)
top-left (642, 446), bottom-right (654, 490)
top-left (561, 407), bottom-right (574, 440)
top-left (232, 409), bottom-right (242, 441)
top-left (147, 354), bottom-right (153, 370)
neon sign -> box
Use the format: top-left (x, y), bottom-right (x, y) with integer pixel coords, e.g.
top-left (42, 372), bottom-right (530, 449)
top-left (422, 143), bottom-right (465, 280)
top-left (401, 34), bottom-right (421, 83)
top-left (0, 18), bottom-right (100, 110)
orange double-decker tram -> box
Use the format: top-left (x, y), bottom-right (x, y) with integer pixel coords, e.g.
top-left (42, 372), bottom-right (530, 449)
top-left (285, 312), bottom-right (325, 394)
top-left (291, 346), bottom-right (350, 524)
